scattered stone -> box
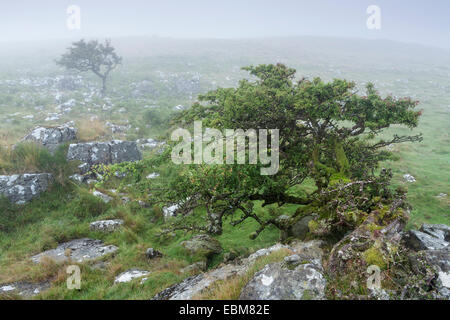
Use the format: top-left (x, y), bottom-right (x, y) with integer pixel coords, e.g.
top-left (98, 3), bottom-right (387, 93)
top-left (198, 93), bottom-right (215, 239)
top-left (31, 238), bottom-right (118, 264)
top-left (69, 174), bottom-right (84, 183)
top-left (0, 173), bottom-right (53, 204)
top-left (44, 113), bottom-right (61, 121)
top-left (436, 193), bottom-right (447, 198)
top-left (92, 190), bottom-right (113, 203)
top-left (0, 281), bottom-right (50, 298)
top-left (90, 219), bottom-right (124, 232)
top-left (114, 269), bottom-right (150, 284)
top-left (403, 174), bottom-right (416, 183)
top-left (163, 204), bottom-right (179, 219)
top-left (146, 172), bottom-right (160, 179)
top-left (146, 248), bottom-right (163, 259)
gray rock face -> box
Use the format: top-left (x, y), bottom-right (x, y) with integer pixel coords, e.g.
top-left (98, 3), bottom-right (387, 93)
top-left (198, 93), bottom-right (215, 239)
top-left (420, 224), bottom-right (450, 242)
top-left (239, 241), bottom-right (326, 300)
top-left (0, 173), bottom-right (53, 204)
top-left (90, 219), bottom-right (124, 232)
top-left (239, 261), bottom-right (326, 300)
top-left (67, 140), bottom-right (142, 175)
top-left (21, 122), bottom-right (77, 152)
top-left (31, 238), bottom-right (118, 264)
top-left (404, 230), bottom-right (449, 251)
top-left (0, 281), bottom-right (50, 298)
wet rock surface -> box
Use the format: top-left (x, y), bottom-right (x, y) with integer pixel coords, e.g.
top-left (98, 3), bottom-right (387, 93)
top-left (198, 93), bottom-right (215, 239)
top-left (31, 238), bottom-right (118, 264)
top-left (0, 173), bottom-right (53, 204)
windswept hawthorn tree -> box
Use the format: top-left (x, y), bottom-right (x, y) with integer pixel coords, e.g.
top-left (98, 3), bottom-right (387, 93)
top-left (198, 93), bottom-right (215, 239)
top-left (56, 39), bottom-right (122, 96)
top-left (154, 63), bottom-right (422, 239)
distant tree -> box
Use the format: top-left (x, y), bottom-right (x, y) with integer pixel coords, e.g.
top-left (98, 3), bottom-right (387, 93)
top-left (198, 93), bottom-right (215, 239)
top-left (56, 39), bottom-right (122, 96)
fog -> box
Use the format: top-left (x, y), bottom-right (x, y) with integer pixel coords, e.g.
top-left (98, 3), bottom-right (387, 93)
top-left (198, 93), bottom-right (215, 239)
top-left (1, 0), bottom-right (450, 49)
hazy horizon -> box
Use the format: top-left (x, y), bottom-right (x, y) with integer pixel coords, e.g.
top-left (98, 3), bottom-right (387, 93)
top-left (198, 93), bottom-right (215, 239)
top-left (1, 0), bottom-right (450, 49)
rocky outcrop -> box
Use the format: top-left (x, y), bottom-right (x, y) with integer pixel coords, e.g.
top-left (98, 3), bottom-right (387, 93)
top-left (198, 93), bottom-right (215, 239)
top-left (239, 261), bottom-right (326, 300)
top-left (239, 241), bottom-right (326, 300)
top-left (152, 243), bottom-right (293, 300)
top-left (0, 173), bottom-right (53, 204)
top-left (31, 238), bottom-right (118, 264)
top-left (21, 122), bottom-right (77, 152)
top-left (90, 219), bottom-right (124, 232)
top-left (66, 140), bottom-right (142, 176)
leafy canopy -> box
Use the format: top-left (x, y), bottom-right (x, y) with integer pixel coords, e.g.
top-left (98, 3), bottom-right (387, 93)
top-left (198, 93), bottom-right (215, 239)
top-left (155, 64), bottom-right (422, 237)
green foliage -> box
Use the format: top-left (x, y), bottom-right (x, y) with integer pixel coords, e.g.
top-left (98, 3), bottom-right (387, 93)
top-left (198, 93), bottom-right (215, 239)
top-left (164, 63), bottom-right (422, 238)
top-left (66, 188), bottom-right (110, 219)
top-left (0, 143), bottom-right (74, 184)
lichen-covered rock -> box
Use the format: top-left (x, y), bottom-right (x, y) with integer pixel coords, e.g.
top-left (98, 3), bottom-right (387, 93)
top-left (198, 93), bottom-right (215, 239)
top-left (181, 234), bottom-right (222, 259)
top-left (239, 261), bottom-right (326, 300)
top-left (407, 248), bottom-right (450, 299)
top-left (239, 241), bottom-right (325, 300)
top-left (21, 122), bottom-right (77, 152)
top-left (0, 173), bottom-right (53, 204)
top-left (67, 140), bottom-right (142, 175)
top-left (31, 238), bottom-right (118, 264)
top-left (90, 219), bottom-right (124, 232)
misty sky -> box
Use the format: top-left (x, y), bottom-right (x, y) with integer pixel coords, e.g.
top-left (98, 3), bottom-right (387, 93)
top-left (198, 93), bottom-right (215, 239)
top-left (1, 0), bottom-right (450, 49)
